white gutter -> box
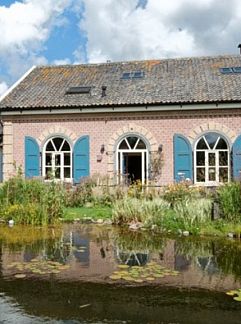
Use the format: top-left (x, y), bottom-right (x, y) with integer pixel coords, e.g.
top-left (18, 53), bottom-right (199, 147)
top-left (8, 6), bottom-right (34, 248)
top-left (0, 102), bottom-right (241, 116)
top-left (0, 66), bottom-right (36, 102)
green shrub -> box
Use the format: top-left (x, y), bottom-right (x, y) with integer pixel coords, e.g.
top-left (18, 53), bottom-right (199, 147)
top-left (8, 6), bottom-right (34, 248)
top-left (0, 175), bottom-right (65, 225)
top-left (218, 182), bottom-right (241, 223)
top-left (65, 177), bottom-right (96, 207)
top-left (163, 181), bottom-right (206, 206)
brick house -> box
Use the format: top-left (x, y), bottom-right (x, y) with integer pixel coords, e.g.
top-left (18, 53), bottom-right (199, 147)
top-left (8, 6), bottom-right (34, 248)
top-left (1, 55), bottom-right (241, 186)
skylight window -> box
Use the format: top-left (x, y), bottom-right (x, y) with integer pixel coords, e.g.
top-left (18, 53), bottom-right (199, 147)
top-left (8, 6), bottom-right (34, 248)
top-left (220, 67), bottom-right (241, 74)
top-left (66, 86), bottom-right (91, 94)
top-left (121, 71), bottom-right (145, 80)
top-left (132, 71), bottom-right (145, 78)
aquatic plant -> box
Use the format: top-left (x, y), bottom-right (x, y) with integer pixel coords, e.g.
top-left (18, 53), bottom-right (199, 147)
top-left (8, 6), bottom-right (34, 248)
top-left (226, 289), bottom-right (241, 301)
top-left (7, 259), bottom-right (70, 277)
top-left (109, 262), bottom-right (179, 283)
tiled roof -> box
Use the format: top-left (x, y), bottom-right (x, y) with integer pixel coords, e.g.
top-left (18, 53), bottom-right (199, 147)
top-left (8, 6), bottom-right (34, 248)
top-left (1, 55), bottom-right (241, 110)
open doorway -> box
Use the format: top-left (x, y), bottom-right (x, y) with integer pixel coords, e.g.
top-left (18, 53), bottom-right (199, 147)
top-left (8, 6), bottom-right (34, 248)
top-left (123, 153), bottom-right (142, 183)
top-left (116, 135), bottom-right (149, 185)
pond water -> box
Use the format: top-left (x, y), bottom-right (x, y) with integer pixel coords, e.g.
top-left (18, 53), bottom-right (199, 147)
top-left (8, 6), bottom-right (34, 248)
top-left (1, 224), bottom-right (241, 323)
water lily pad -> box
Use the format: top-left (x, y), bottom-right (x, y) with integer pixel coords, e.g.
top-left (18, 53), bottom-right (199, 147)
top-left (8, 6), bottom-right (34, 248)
top-left (122, 276), bottom-right (133, 281)
top-left (133, 279), bottom-right (144, 283)
top-left (14, 274), bottom-right (26, 279)
top-left (118, 265), bottom-right (129, 269)
top-left (234, 296), bottom-right (241, 302)
top-left (109, 275), bottom-right (122, 280)
top-left (226, 290), bottom-right (238, 296)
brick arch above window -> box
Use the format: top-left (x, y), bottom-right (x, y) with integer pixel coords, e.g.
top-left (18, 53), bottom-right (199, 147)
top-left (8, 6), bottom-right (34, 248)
top-left (188, 122), bottom-right (236, 146)
top-left (107, 123), bottom-right (158, 153)
top-left (38, 126), bottom-right (77, 149)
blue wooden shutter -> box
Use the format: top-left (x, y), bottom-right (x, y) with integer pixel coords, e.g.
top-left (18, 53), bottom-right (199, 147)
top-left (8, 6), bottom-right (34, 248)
top-left (0, 148), bottom-right (2, 182)
top-left (232, 135), bottom-right (241, 180)
top-left (173, 134), bottom-right (193, 182)
top-left (73, 136), bottom-right (90, 183)
top-left (25, 136), bottom-right (40, 178)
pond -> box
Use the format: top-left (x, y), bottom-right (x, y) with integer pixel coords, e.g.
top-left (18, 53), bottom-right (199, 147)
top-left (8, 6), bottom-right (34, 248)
top-left (1, 224), bottom-right (241, 323)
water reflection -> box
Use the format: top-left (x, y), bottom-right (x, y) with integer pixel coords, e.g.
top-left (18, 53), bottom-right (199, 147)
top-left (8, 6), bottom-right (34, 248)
top-left (0, 224), bottom-right (241, 289)
top-left (1, 225), bottom-right (241, 323)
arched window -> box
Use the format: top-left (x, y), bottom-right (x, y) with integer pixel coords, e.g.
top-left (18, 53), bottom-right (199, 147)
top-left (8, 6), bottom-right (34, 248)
top-left (116, 135), bottom-right (149, 184)
top-left (194, 132), bottom-right (229, 184)
top-left (43, 137), bottom-right (72, 181)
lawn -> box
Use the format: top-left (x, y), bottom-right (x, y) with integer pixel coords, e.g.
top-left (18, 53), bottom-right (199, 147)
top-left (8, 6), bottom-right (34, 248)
top-left (64, 206), bottom-right (112, 222)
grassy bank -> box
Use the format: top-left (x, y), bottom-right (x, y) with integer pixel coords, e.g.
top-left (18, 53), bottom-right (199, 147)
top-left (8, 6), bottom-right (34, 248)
top-left (1, 174), bottom-right (241, 238)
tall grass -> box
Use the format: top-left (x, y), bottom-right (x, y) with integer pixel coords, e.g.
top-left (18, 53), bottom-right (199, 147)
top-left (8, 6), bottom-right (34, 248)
top-left (112, 197), bottom-right (170, 225)
top-left (218, 182), bottom-right (241, 223)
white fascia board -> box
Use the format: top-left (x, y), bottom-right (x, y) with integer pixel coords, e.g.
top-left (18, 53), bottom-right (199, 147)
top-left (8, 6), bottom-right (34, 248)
top-left (1, 102), bottom-right (241, 116)
top-left (0, 66), bottom-right (36, 103)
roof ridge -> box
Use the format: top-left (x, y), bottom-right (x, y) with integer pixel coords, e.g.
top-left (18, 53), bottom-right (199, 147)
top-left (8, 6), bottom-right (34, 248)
top-left (35, 54), bottom-right (241, 69)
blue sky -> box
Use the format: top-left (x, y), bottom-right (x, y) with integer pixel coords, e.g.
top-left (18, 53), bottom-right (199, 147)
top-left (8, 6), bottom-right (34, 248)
top-left (0, 0), bottom-right (241, 95)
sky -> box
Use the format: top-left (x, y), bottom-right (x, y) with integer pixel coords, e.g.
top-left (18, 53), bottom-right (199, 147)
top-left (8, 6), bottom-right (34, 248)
top-left (1, 0), bottom-right (241, 95)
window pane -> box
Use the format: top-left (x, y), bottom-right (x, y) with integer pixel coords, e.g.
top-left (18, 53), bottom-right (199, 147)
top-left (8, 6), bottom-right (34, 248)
top-left (127, 136), bottom-right (138, 149)
top-left (196, 151), bottom-right (205, 166)
top-left (219, 168), bottom-right (228, 183)
top-left (46, 153), bottom-right (52, 166)
top-left (64, 153), bottom-right (71, 166)
top-left (45, 167), bottom-right (52, 179)
top-left (216, 138), bottom-right (228, 149)
top-left (64, 167), bottom-right (71, 178)
top-left (55, 155), bottom-right (61, 166)
top-left (208, 168), bottom-right (216, 181)
top-left (54, 168), bottom-right (61, 179)
top-left (197, 168), bottom-right (205, 182)
top-left (205, 133), bottom-right (219, 149)
top-left (136, 139), bottom-right (146, 149)
top-left (219, 151), bottom-right (228, 166)
top-left (46, 141), bottom-right (55, 151)
top-left (197, 138), bottom-right (208, 149)
top-left (53, 138), bottom-right (64, 151)
top-left (61, 140), bottom-right (71, 151)
top-left (119, 139), bottom-right (129, 149)
top-left (208, 153), bottom-right (215, 166)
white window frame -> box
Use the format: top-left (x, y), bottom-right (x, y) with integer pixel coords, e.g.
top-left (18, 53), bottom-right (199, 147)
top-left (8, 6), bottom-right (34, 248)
top-left (194, 133), bottom-right (230, 186)
top-left (43, 137), bottom-right (72, 182)
top-left (116, 136), bottom-right (149, 185)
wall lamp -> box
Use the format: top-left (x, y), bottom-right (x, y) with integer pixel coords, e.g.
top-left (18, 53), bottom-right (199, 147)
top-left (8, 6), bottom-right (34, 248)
top-left (158, 144), bottom-right (163, 153)
top-left (100, 144), bottom-right (105, 154)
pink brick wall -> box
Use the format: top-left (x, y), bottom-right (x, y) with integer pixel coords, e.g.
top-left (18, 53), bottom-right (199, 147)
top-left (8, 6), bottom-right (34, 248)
top-left (9, 109), bottom-right (241, 185)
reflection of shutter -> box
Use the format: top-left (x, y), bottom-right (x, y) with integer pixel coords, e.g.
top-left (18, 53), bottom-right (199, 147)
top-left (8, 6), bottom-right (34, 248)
top-left (25, 136), bottom-right (40, 178)
top-left (232, 135), bottom-right (241, 180)
top-left (73, 136), bottom-right (90, 183)
top-left (173, 134), bottom-right (193, 182)
top-left (0, 148), bottom-right (2, 182)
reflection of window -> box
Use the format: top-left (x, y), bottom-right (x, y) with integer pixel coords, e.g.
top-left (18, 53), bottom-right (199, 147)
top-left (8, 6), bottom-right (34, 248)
top-left (43, 137), bottom-right (72, 180)
top-left (194, 133), bottom-right (229, 185)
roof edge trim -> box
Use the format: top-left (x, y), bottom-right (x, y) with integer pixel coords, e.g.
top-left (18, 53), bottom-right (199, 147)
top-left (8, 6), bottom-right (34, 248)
top-left (0, 65), bottom-right (36, 103)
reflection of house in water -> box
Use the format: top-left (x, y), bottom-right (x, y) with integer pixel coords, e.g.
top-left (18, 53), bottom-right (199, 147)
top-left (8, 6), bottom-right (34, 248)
top-left (116, 250), bottom-right (149, 266)
top-left (1, 227), bottom-right (240, 292)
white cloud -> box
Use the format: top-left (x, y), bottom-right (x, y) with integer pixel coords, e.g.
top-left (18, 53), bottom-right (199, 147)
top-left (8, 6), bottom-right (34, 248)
top-left (80, 0), bottom-right (241, 63)
top-left (52, 58), bottom-right (71, 65)
top-left (0, 0), bottom-right (72, 81)
top-left (0, 82), bottom-right (8, 96)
